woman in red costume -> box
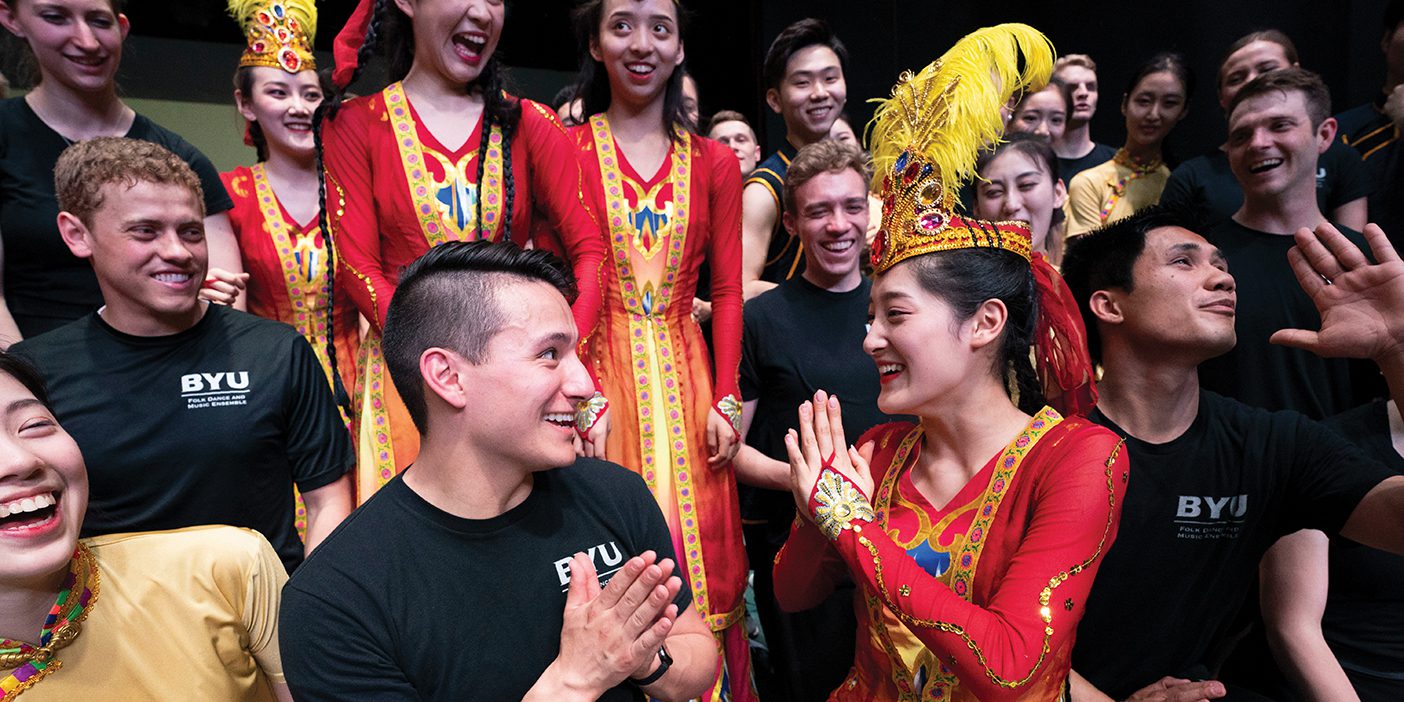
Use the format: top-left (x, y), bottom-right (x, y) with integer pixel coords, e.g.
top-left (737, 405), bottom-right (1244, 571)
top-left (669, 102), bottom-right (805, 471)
top-left (319, 0), bottom-right (607, 499)
top-left (566, 1), bottom-right (751, 699)
top-left (222, 0), bottom-right (360, 520)
top-left (774, 25), bottom-right (1125, 701)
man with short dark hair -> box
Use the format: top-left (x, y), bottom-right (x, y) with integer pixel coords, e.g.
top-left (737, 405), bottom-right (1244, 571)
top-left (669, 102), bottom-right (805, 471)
top-left (1060, 208), bottom-right (1404, 702)
top-left (1199, 67), bottom-right (1378, 419)
top-left (734, 140), bottom-right (895, 700)
top-left (1052, 54), bottom-right (1116, 182)
top-left (742, 18), bottom-right (849, 299)
top-left (13, 137), bottom-right (352, 573)
top-left (1161, 31), bottom-right (1370, 231)
top-left (280, 241), bottom-right (718, 701)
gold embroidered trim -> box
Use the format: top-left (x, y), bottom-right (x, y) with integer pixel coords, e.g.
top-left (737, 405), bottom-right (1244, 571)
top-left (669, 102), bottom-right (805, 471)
top-left (812, 468), bottom-right (876, 540)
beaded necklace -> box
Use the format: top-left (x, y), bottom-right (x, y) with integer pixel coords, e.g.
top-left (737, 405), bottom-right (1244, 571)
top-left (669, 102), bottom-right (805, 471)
top-left (1098, 148), bottom-right (1164, 222)
top-left (0, 546), bottom-right (99, 700)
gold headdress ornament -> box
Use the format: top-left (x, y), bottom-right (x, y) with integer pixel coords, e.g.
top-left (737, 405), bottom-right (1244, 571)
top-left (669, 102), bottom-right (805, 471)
top-left (868, 23), bottom-right (1056, 274)
top-left (229, 0), bottom-right (317, 74)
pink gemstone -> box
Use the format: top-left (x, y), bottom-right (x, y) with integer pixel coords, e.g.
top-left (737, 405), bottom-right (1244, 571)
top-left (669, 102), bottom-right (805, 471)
top-left (920, 212), bottom-right (945, 230)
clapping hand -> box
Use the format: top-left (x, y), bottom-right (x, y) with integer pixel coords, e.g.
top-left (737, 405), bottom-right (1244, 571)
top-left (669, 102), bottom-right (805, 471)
top-left (784, 390), bottom-right (875, 528)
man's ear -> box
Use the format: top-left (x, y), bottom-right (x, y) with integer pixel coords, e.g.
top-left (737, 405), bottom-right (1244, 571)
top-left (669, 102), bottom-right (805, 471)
top-left (420, 347), bottom-right (471, 412)
top-left (781, 209), bottom-right (797, 238)
top-left (0, 2), bottom-right (23, 38)
top-left (1316, 116), bottom-right (1339, 154)
top-left (56, 212), bottom-right (95, 260)
top-left (1088, 289), bottom-right (1124, 327)
top-left (967, 298), bottom-right (1009, 352)
top-left (765, 88), bottom-right (782, 115)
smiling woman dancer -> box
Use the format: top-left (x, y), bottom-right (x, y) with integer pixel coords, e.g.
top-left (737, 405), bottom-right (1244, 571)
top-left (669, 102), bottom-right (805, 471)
top-left (0, 352), bottom-right (291, 701)
top-left (567, 0), bottom-right (752, 699)
top-left (221, 1), bottom-right (359, 523)
top-left (0, 0), bottom-right (244, 345)
top-left (320, 0), bottom-right (608, 498)
top-left (773, 25), bottom-right (1124, 701)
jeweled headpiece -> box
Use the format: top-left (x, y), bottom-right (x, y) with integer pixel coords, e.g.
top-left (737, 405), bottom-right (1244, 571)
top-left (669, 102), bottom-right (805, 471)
top-left (868, 24), bottom-right (1055, 274)
top-left (230, 0), bottom-right (317, 74)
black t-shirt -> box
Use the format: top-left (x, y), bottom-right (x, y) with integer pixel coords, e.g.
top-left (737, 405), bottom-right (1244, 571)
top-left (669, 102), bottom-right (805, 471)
top-left (1057, 142), bottom-right (1117, 185)
top-left (1199, 219), bottom-right (1379, 419)
top-left (11, 305), bottom-right (351, 571)
top-left (738, 276), bottom-right (898, 529)
top-left (1072, 391), bottom-right (1392, 698)
top-left (1323, 400), bottom-right (1404, 686)
top-left (0, 97), bottom-right (234, 338)
top-left (1159, 142), bottom-right (1370, 229)
top-left (280, 460), bottom-right (691, 701)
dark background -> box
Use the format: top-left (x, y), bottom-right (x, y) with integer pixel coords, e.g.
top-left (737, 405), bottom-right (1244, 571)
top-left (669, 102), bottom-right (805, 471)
top-left (6, 0), bottom-right (1397, 163)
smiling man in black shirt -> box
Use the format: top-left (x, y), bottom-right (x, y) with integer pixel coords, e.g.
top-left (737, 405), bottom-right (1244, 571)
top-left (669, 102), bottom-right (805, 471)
top-left (11, 138), bottom-right (352, 572)
top-left (1061, 207), bottom-right (1404, 702)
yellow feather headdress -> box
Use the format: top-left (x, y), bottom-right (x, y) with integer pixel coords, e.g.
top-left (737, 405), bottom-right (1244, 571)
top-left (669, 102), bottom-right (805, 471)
top-left (229, 0), bottom-right (317, 73)
top-left (868, 24), bottom-right (1055, 274)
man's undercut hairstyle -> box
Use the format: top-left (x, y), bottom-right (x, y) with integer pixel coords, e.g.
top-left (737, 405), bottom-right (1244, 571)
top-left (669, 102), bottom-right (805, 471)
top-left (762, 18), bottom-right (849, 92)
top-left (0, 351), bottom-right (52, 411)
top-left (1218, 29), bottom-right (1299, 88)
top-left (1228, 66), bottom-right (1331, 126)
top-left (1061, 207), bottom-right (1188, 364)
top-left (706, 109), bottom-right (752, 135)
top-left (382, 241), bottom-right (577, 434)
top-left (783, 140), bottom-right (872, 214)
top-left (1054, 53), bottom-right (1097, 73)
top-left (53, 137), bottom-right (206, 229)
top-left (1385, 0), bottom-right (1404, 36)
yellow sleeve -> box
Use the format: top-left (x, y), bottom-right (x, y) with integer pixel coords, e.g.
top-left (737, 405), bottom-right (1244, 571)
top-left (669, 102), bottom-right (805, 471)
top-left (1065, 170), bottom-right (1105, 238)
top-left (239, 530), bottom-right (290, 684)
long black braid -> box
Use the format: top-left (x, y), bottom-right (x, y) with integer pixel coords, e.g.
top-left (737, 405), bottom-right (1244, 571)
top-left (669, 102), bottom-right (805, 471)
top-left (471, 56), bottom-right (522, 242)
top-left (310, 0), bottom-right (388, 416)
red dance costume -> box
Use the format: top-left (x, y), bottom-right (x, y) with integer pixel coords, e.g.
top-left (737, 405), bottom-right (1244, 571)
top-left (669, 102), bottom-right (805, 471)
top-left (222, 164), bottom-right (360, 518)
top-left (323, 84), bottom-right (607, 498)
top-left (570, 115), bottom-right (754, 702)
top-left (775, 410), bottom-right (1128, 701)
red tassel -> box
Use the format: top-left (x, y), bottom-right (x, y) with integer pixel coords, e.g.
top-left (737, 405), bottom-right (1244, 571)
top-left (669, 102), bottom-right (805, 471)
top-left (1030, 253), bottom-right (1098, 417)
top-left (332, 0), bottom-right (375, 90)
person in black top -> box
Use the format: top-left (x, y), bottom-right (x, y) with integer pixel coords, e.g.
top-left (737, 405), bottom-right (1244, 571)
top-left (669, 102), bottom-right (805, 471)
top-left (0, 0), bottom-right (245, 344)
top-left (735, 140), bottom-right (895, 701)
top-left (743, 19), bottom-right (850, 299)
top-left (1260, 396), bottom-right (1404, 701)
top-left (1161, 31), bottom-right (1370, 232)
top-left (10, 138), bottom-right (352, 572)
top-left (1198, 67), bottom-right (1380, 419)
top-left (1052, 54), bottom-right (1117, 183)
top-left (281, 241), bottom-right (718, 701)
top-left (1059, 207), bottom-right (1404, 702)
top-left (1337, 1), bottom-right (1404, 248)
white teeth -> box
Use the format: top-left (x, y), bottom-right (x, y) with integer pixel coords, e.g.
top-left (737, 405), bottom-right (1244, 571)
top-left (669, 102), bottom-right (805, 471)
top-left (154, 273), bottom-right (190, 283)
top-left (0, 493), bottom-right (55, 518)
top-left (544, 413), bottom-right (574, 425)
top-left (627, 64), bottom-right (654, 75)
top-left (1250, 158), bottom-right (1283, 173)
top-left (879, 364), bottom-right (904, 374)
top-left (822, 241), bottom-right (854, 252)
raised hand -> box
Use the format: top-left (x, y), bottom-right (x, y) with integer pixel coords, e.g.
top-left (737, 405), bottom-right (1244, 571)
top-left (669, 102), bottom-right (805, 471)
top-left (1271, 222), bottom-right (1404, 363)
top-left (784, 390), bottom-right (876, 539)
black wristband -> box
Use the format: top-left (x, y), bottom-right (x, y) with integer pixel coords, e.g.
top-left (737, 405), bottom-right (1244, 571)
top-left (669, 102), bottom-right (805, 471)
top-left (629, 645), bottom-right (672, 686)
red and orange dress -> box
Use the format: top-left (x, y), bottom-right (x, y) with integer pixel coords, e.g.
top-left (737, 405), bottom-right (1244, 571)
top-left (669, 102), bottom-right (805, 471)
top-left (221, 164), bottom-right (360, 520)
top-left (570, 114), bottom-right (754, 702)
top-left (322, 84), bottom-right (607, 500)
top-left (775, 409), bottom-right (1128, 701)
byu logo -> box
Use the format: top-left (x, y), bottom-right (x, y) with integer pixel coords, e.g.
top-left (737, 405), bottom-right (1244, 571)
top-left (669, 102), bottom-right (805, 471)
top-left (1176, 494), bottom-right (1248, 519)
top-left (554, 541), bottom-right (626, 586)
top-left (181, 372), bottom-right (251, 394)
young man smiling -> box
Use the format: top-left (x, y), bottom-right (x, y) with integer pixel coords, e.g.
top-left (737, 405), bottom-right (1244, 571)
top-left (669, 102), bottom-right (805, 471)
top-left (734, 140), bottom-right (897, 700)
top-left (1060, 208), bottom-right (1404, 701)
top-left (280, 241), bottom-right (718, 701)
top-left (742, 18), bottom-right (849, 299)
top-left (11, 138), bottom-right (353, 573)
top-left (1198, 67), bottom-right (1378, 419)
